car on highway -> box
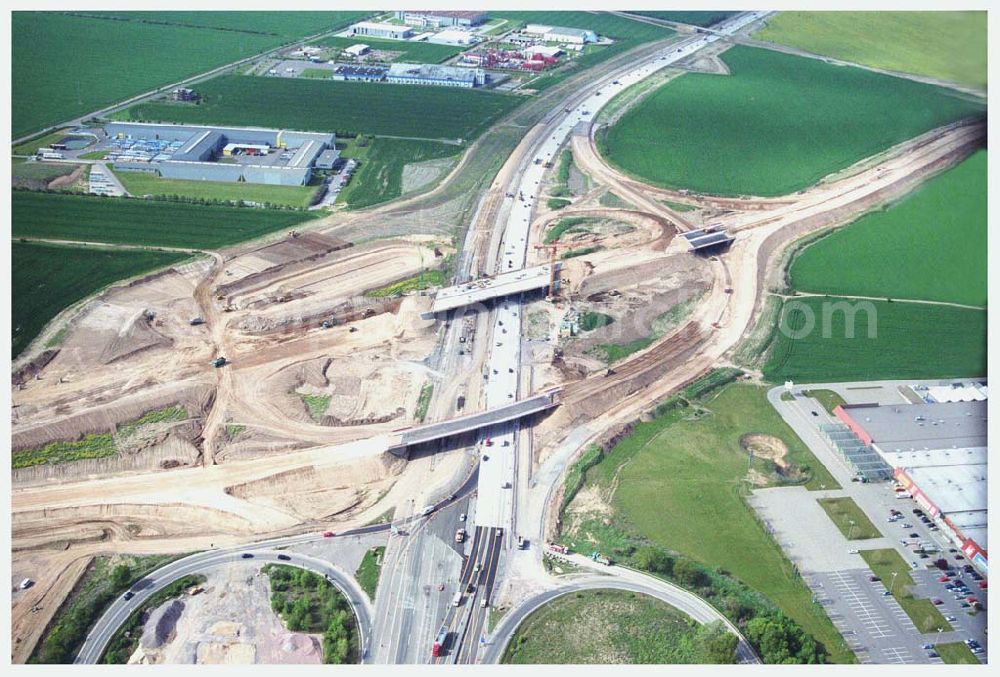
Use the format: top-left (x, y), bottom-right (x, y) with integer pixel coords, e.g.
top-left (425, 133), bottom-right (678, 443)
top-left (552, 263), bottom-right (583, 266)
top-left (480, 597), bottom-right (488, 608)
top-left (277, 554), bottom-right (291, 561)
top-left (241, 553), bottom-right (254, 559)
top-left (123, 591), bottom-right (135, 601)
top-left (323, 531), bottom-right (335, 538)
top-left (459, 513), bottom-right (466, 522)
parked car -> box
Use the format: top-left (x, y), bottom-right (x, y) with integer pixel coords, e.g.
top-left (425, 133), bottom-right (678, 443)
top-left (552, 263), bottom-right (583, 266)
top-left (869, 575), bottom-right (880, 582)
top-left (241, 553), bottom-right (254, 559)
top-left (901, 523), bottom-right (913, 528)
top-left (932, 598), bottom-right (944, 605)
top-left (938, 575), bottom-right (950, 583)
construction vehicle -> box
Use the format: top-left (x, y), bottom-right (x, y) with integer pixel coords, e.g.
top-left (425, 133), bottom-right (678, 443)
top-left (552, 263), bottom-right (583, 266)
top-left (517, 535), bottom-right (528, 550)
top-left (543, 161), bottom-right (553, 169)
top-left (724, 287), bottom-right (733, 294)
top-left (321, 320), bottom-right (331, 329)
top-left (548, 543), bottom-right (569, 555)
top-left (211, 357), bottom-right (227, 368)
top-left (591, 551), bottom-right (612, 566)
top-left (189, 317), bottom-right (205, 326)
top-left (605, 368), bottom-right (615, 377)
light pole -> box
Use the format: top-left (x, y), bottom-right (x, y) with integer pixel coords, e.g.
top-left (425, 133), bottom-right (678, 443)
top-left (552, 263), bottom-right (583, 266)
top-left (848, 519), bottom-right (856, 541)
top-left (890, 571), bottom-right (898, 596)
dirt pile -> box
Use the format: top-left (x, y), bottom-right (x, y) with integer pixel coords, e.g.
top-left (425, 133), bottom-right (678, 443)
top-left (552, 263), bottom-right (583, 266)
top-left (141, 599), bottom-right (186, 649)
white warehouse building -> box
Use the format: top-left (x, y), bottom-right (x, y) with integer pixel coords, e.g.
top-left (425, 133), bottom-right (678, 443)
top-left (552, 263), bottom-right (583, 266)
top-left (386, 62), bottom-right (485, 88)
top-left (524, 24), bottom-right (597, 44)
top-left (349, 21), bottom-right (413, 40)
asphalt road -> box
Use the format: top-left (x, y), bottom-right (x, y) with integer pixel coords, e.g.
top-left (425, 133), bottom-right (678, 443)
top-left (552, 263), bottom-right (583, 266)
top-left (75, 546), bottom-right (372, 664)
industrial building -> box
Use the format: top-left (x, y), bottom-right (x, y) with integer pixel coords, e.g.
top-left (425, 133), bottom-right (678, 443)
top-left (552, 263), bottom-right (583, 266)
top-left (343, 43), bottom-right (370, 57)
top-left (835, 400), bottom-right (988, 571)
top-left (105, 122), bottom-right (334, 186)
top-left (386, 62), bottom-right (486, 88)
top-left (349, 21), bottom-right (413, 40)
top-left (395, 10), bottom-right (488, 28)
top-left (332, 64), bottom-right (388, 81)
top-left (524, 24), bottom-right (598, 44)
top-left (314, 148), bottom-right (341, 170)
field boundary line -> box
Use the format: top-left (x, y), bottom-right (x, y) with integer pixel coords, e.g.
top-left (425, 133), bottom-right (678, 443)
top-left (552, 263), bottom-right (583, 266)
top-left (768, 291), bottom-right (985, 311)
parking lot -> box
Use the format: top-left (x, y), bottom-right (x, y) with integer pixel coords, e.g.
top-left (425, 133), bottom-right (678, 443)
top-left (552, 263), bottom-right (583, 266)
top-left (807, 568), bottom-right (933, 663)
top-left (763, 383), bottom-right (988, 664)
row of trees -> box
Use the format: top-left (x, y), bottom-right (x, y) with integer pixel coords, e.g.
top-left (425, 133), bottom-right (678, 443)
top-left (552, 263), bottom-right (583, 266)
top-left (630, 545), bottom-right (826, 664)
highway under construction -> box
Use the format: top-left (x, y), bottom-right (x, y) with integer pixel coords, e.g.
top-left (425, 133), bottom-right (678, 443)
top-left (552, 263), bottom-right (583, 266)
top-left (10, 8), bottom-right (989, 668)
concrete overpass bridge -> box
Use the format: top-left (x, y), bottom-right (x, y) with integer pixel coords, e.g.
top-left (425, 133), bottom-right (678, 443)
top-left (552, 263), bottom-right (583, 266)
top-left (387, 391), bottom-right (560, 453)
top-left (424, 264), bottom-right (555, 317)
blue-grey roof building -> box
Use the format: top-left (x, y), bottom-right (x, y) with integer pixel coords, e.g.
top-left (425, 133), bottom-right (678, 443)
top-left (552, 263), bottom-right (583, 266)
top-left (105, 122), bottom-right (334, 186)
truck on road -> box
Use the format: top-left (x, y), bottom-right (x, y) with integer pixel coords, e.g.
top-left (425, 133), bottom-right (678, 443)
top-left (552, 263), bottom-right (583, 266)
top-left (451, 591), bottom-right (462, 606)
top-left (432, 629), bottom-right (448, 657)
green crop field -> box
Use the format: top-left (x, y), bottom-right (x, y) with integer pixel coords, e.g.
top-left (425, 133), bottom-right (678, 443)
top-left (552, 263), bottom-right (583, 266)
top-left (755, 11), bottom-right (987, 90)
top-left (118, 74), bottom-right (522, 141)
top-left (570, 383), bottom-right (850, 662)
top-left (789, 151), bottom-right (986, 306)
top-left (629, 11), bottom-right (739, 27)
top-left (111, 169), bottom-right (321, 208)
top-left (503, 589), bottom-right (736, 663)
top-left (12, 192), bottom-right (316, 249)
top-left (12, 12), bottom-right (368, 139)
top-left (314, 36), bottom-right (462, 64)
top-left (493, 12), bottom-right (674, 90)
top-left (84, 11), bottom-right (370, 37)
top-left (339, 137), bottom-right (461, 209)
top-left (12, 242), bottom-right (189, 357)
top-left (600, 46), bottom-right (985, 196)
top-left (763, 298), bottom-right (986, 383)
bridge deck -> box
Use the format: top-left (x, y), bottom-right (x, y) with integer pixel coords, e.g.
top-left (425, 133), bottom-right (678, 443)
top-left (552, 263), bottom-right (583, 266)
top-left (387, 392), bottom-right (558, 450)
top-left (429, 265), bottom-right (553, 315)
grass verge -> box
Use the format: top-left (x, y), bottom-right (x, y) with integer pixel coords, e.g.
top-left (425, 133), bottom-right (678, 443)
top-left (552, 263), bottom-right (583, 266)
top-left (355, 547), bottom-right (385, 601)
top-left (817, 498), bottom-right (881, 540)
top-left (860, 549), bottom-right (951, 633)
top-left (803, 389), bottom-right (846, 415)
top-left (502, 589), bottom-right (737, 663)
top-left (29, 554), bottom-right (184, 663)
top-left (366, 269), bottom-right (446, 298)
top-left (936, 641), bottom-right (979, 664)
